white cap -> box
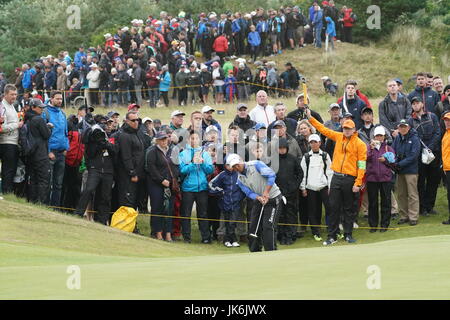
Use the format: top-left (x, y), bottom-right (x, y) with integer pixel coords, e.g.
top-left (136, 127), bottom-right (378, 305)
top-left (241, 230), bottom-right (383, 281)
top-left (171, 110), bottom-right (186, 117)
top-left (226, 154), bottom-right (242, 167)
top-left (201, 105), bottom-right (215, 113)
top-left (142, 117), bottom-right (153, 124)
top-left (308, 134), bottom-right (321, 142)
top-left (200, 64), bottom-right (207, 70)
top-left (121, 26), bottom-right (129, 32)
top-left (374, 126), bottom-right (386, 136)
top-left (104, 33), bottom-right (112, 38)
top-left (205, 125), bottom-right (218, 134)
top-left (149, 62), bottom-right (157, 68)
top-left (90, 63), bottom-right (98, 68)
top-left (235, 58), bottom-right (246, 64)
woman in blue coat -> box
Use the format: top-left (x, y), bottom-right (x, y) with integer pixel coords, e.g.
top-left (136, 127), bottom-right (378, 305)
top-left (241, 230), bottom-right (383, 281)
top-left (325, 16), bottom-right (336, 51)
top-left (179, 130), bottom-right (214, 243)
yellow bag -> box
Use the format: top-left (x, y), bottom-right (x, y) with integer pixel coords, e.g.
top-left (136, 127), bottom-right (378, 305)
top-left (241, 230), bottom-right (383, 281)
top-left (110, 206), bottom-right (138, 232)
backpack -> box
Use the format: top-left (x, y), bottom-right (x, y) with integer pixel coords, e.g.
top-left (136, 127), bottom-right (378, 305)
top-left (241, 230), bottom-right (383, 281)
top-left (18, 121), bottom-right (36, 157)
top-left (304, 151), bottom-right (329, 185)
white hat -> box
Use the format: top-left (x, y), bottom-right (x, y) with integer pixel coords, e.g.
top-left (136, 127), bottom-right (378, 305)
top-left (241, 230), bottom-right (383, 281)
top-left (131, 19), bottom-right (138, 24)
top-left (149, 62), bottom-right (157, 68)
top-left (171, 110), bottom-right (186, 117)
top-left (201, 105), bottom-right (215, 113)
top-left (104, 33), bottom-right (112, 38)
top-left (121, 26), bottom-right (129, 32)
top-left (308, 134), bottom-right (321, 142)
top-left (374, 126), bottom-right (386, 136)
top-left (205, 125), bottom-right (218, 134)
top-left (200, 64), bottom-right (207, 70)
top-left (226, 153), bottom-right (242, 167)
top-left (90, 63), bottom-right (98, 68)
top-left (142, 117), bottom-right (153, 124)
top-left (235, 58), bottom-right (246, 64)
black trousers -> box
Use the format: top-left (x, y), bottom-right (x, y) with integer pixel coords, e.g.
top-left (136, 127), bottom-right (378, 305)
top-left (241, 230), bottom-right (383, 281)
top-left (278, 192), bottom-right (298, 240)
top-left (178, 88), bottom-right (187, 105)
top-left (160, 91), bottom-right (169, 107)
top-left (343, 27), bottom-right (353, 43)
top-left (0, 144), bottom-right (19, 194)
top-left (418, 157), bottom-right (441, 213)
top-left (446, 171), bottom-right (450, 216)
top-left (29, 157), bottom-right (50, 204)
top-left (181, 191), bottom-right (210, 241)
top-left (223, 207), bottom-right (240, 243)
top-left (298, 194), bottom-right (309, 231)
top-left (328, 174), bottom-right (359, 239)
top-left (307, 187), bottom-right (330, 236)
top-left (61, 165), bottom-right (82, 210)
top-left (248, 195), bottom-right (282, 252)
top-left (75, 170), bottom-right (113, 225)
top-left (117, 170), bottom-right (139, 209)
top-left (207, 195), bottom-right (220, 240)
top-left (147, 180), bottom-right (173, 234)
top-left (367, 181), bottom-right (392, 229)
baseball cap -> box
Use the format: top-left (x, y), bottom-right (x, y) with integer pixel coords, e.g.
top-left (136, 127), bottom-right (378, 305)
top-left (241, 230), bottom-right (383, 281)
top-left (394, 78), bottom-right (403, 85)
top-left (397, 119), bottom-right (410, 127)
top-left (79, 105), bottom-right (95, 113)
top-left (361, 107), bottom-right (373, 115)
top-left (342, 119), bottom-right (356, 129)
top-left (142, 117), bottom-right (153, 124)
top-left (343, 112), bottom-right (354, 119)
top-left (172, 51), bottom-right (181, 56)
top-left (308, 134), bottom-right (321, 142)
top-left (374, 126), bottom-right (386, 136)
top-left (155, 131), bottom-right (168, 140)
top-left (236, 103), bottom-right (247, 110)
top-left (171, 110), bottom-right (186, 117)
top-left (273, 120), bottom-right (286, 128)
top-left (127, 103), bottom-right (140, 111)
top-left (153, 119), bottom-right (161, 124)
top-left (328, 103), bottom-right (340, 110)
top-left (107, 111), bottom-right (120, 118)
top-left (205, 125), bottom-right (218, 134)
top-left (201, 105), bottom-right (215, 113)
top-left (410, 96), bottom-right (422, 104)
top-left (253, 123), bottom-right (267, 130)
top-left (442, 112), bottom-right (450, 120)
top-left (30, 98), bottom-right (44, 108)
top-left (226, 154), bottom-right (242, 167)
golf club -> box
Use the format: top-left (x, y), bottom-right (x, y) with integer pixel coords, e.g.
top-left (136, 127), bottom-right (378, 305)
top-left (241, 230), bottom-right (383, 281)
top-left (249, 205), bottom-right (265, 238)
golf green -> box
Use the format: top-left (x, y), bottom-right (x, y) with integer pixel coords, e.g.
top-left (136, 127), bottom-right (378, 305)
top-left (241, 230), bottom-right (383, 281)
top-left (2, 235), bottom-right (450, 299)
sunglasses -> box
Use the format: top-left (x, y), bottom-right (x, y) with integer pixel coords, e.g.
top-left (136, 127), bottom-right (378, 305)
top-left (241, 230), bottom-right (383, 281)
top-left (128, 119), bottom-right (139, 123)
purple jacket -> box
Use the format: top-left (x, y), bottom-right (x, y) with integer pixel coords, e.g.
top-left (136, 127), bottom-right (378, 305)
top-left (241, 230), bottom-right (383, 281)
top-left (365, 143), bottom-right (395, 183)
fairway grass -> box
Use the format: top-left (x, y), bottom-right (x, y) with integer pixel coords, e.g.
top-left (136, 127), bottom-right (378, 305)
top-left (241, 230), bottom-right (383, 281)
top-left (2, 235), bottom-right (450, 300)
top-left (1, 197), bottom-right (450, 299)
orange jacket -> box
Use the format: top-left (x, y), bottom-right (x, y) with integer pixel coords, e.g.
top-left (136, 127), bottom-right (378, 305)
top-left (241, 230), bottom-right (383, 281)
top-left (443, 129), bottom-right (450, 172)
top-left (310, 116), bottom-right (367, 186)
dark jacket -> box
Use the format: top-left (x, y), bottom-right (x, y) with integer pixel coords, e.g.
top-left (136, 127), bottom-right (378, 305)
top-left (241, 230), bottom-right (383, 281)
top-left (33, 71), bottom-right (45, 91)
top-left (275, 151), bottom-right (302, 195)
top-left (392, 128), bottom-right (421, 174)
top-left (408, 111), bottom-right (441, 152)
top-left (145, 145), bottom-right (179, 186)
top-left (209, 169), bottom-right (245, 212)
top-left (287, 107), bottom-right (323, 123)
top-left (357, 124), bottom-right (393, 146)
top-left (267, 118), bottom-right (298, 139)
top-left (339, 95), bottom-right (367, 129)
top-left (365, 142), bottom-right (395, 182)
top-left (25, 110), bottom-right (51, 161)
top-left (118, 123), bottom-right (145, 178)
top-left (82, 125), bottom-right (115, 174)
top-left (235, 67), bottom-right (252, 84)
top-left (408, 86), bottom-right (441, 117)
top-left (379, 94), bottom-right (412, 133)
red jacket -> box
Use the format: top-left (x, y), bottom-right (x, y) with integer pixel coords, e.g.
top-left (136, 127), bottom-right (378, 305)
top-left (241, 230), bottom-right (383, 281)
top-left (338, 90), bottom-right (371, 108)
top-left (343, 8), bottom-right (355, 27)
top-left (66, 130), bottom-right (84, 167)
top-left (146, 68), bottom-right (160, 88)
top-left (213, 35), bottom-right (228, 53)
